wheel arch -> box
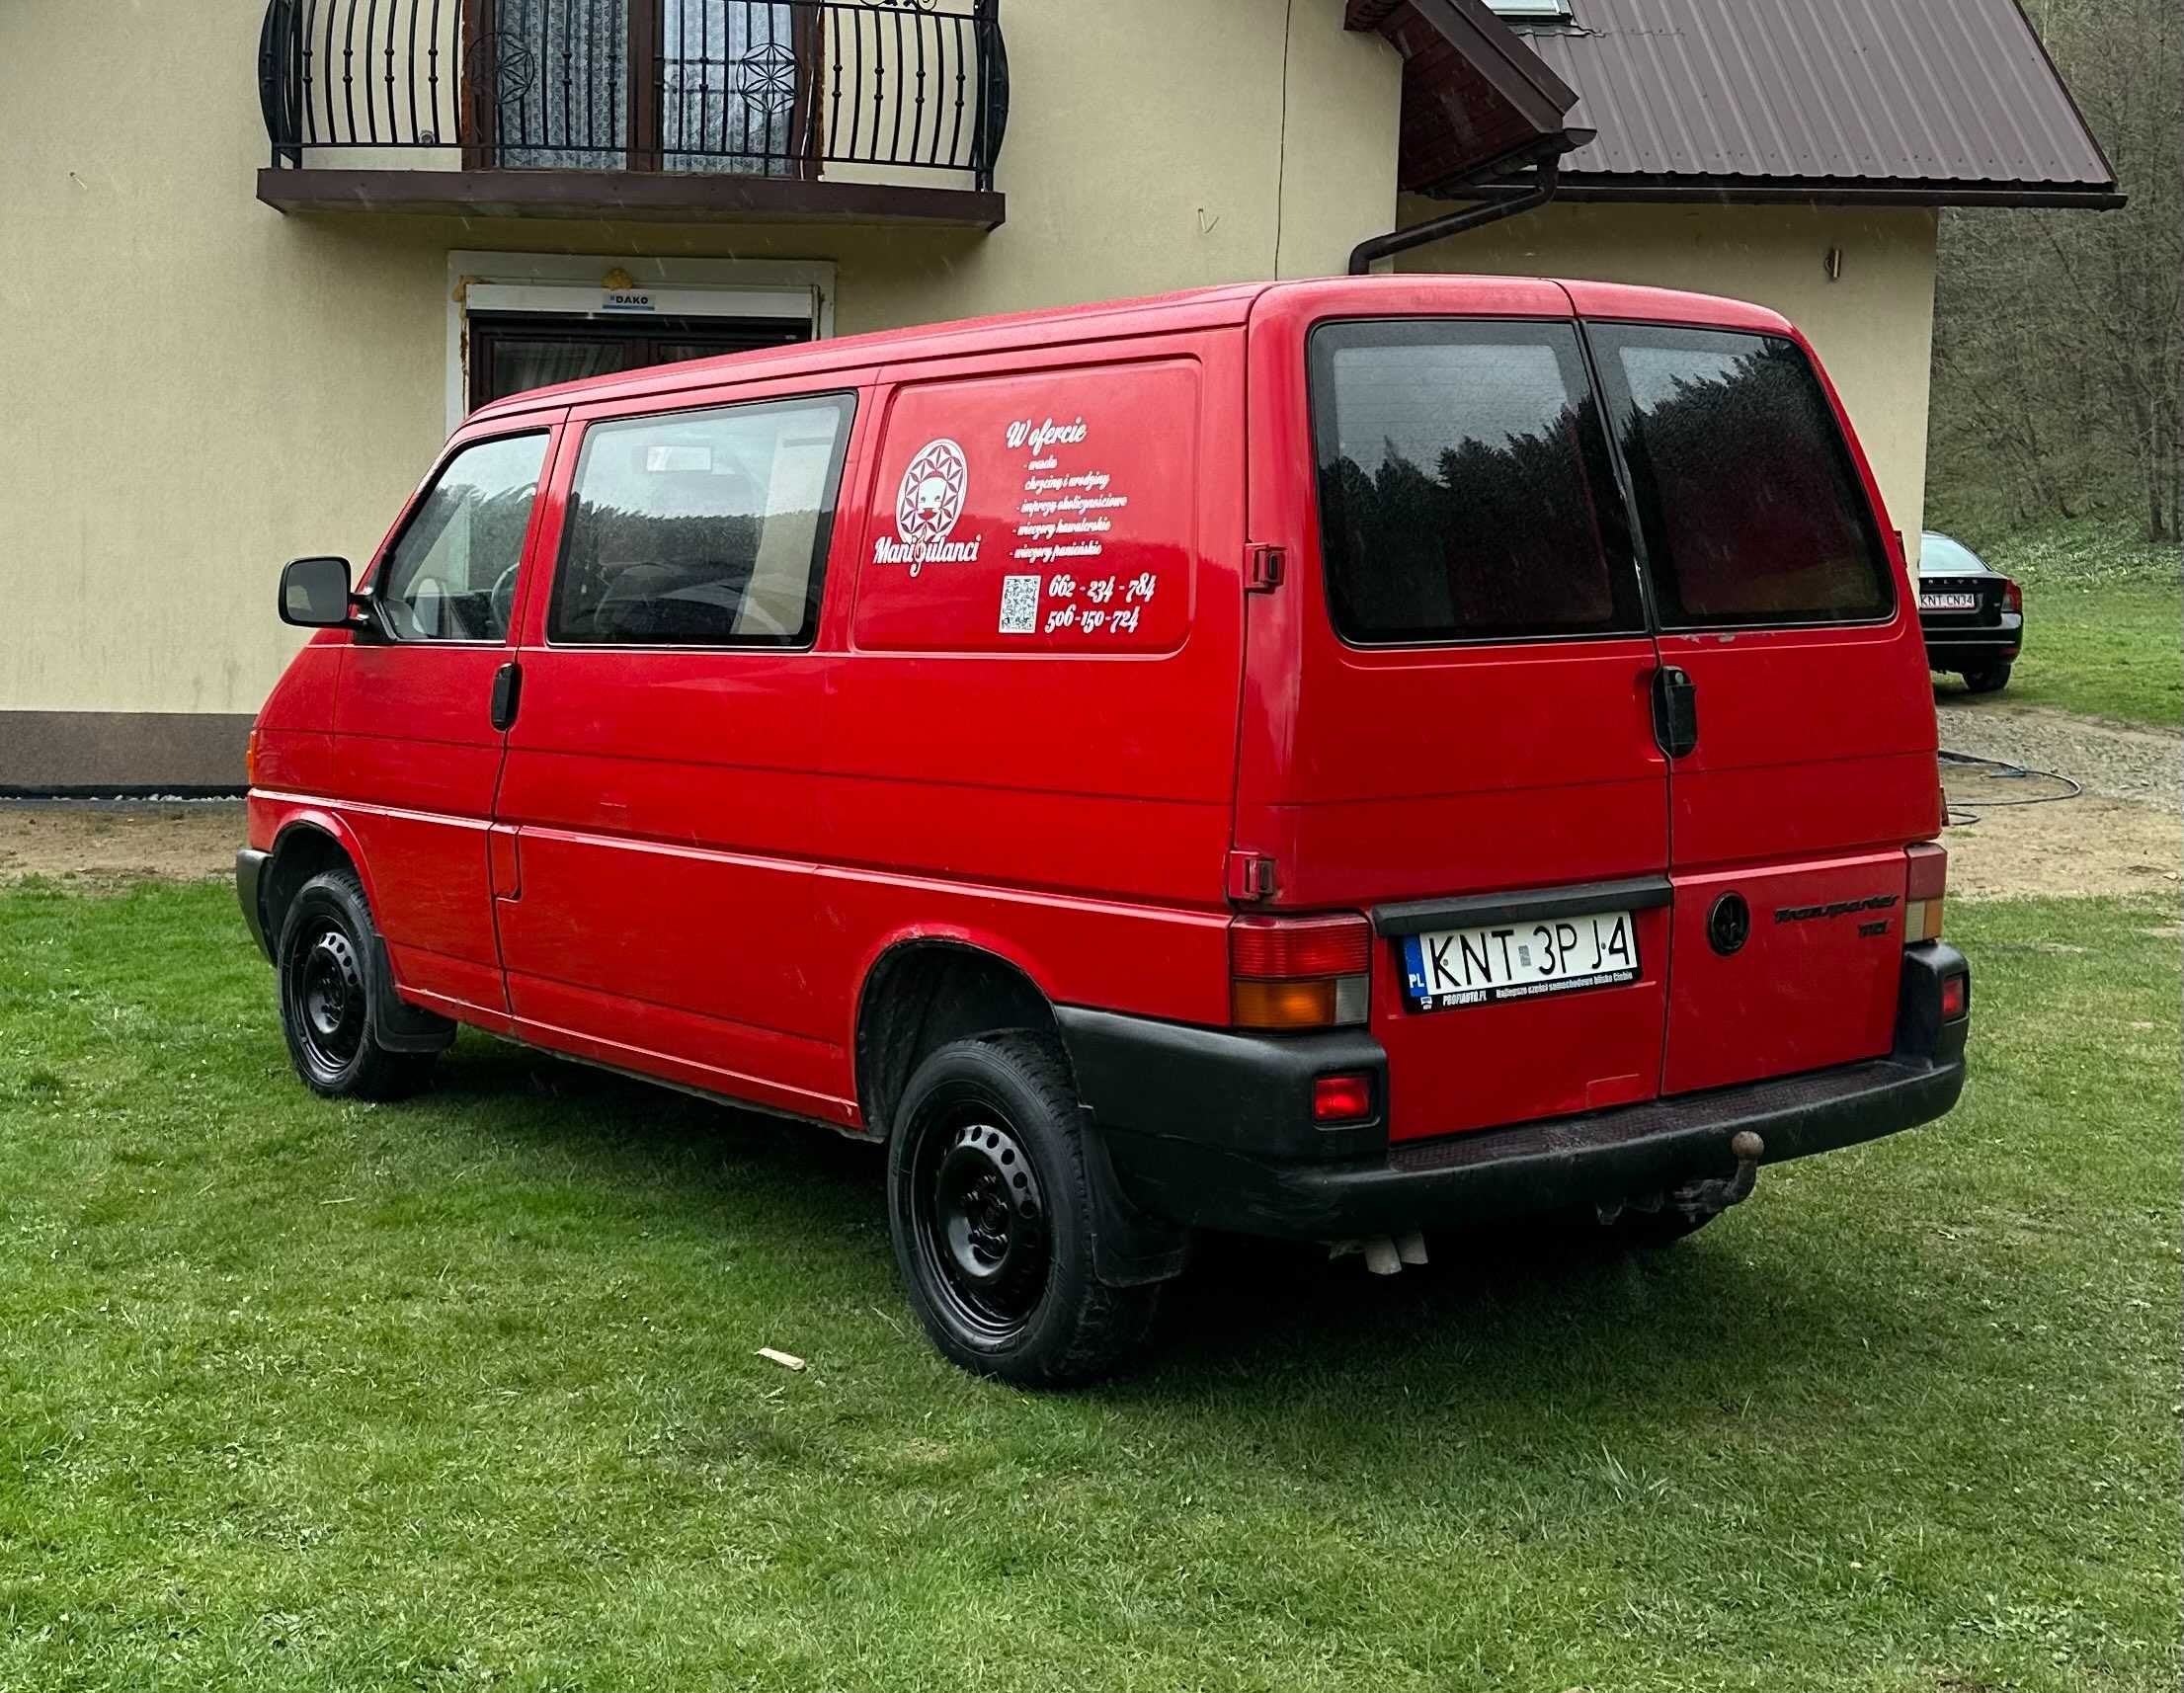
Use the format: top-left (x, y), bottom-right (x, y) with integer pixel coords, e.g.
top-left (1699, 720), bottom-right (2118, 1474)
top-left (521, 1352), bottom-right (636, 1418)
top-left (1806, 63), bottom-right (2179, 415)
top-left (852, 934), bottom-right (1069, 1143)
top-left (259, 812), bottom-right (375, 948)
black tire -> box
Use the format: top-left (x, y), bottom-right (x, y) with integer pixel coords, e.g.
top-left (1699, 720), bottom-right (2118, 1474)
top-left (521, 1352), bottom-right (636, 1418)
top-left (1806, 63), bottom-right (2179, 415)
top-left (887, 1032), bottom-right (1161, 1388)
top-left (276, 867), bottom-right (439, 1101)
top-left (1960, 662), bottom-right (2012, 694)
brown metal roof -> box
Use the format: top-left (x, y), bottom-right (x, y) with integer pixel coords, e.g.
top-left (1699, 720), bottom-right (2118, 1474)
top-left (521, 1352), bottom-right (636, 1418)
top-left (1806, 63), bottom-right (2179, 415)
top-left (1495, 0), bottom-right (2120, 204)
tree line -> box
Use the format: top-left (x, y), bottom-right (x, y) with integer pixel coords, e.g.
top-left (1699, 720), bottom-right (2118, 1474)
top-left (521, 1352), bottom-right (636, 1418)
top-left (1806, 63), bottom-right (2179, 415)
top-left (1927, 0), bottom-right (2182, 542)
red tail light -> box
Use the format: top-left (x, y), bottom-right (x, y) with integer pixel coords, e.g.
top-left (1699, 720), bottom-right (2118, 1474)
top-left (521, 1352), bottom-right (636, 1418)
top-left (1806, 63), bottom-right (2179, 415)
top-left (1904, 842), bottom-right (1946, 941)
top-left (1939, 973), bottom-right (1969, 1021)
top-left (1312, 1073), bottom-right (1375, 1123)
top-left (1230, 915), bottom-right (1371, 979)
top-left (1231, 914), bottom-right (1372, 1030)
top-left (2003, 578), bottom-right (2023, 614)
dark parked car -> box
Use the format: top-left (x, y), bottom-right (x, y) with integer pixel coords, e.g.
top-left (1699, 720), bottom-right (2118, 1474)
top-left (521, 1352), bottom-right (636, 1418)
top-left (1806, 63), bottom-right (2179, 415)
top-left (1918, 531), bottom-right (2023, 693)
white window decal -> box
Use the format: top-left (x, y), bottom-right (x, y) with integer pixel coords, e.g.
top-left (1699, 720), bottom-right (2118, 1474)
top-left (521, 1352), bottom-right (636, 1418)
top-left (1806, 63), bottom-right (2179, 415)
top-left (874, 438), bottom-right (982, 575)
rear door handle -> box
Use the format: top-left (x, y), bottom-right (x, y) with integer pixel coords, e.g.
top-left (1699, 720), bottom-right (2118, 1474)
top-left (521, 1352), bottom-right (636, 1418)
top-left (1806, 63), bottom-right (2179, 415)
top-left (1651, 665), bottom-right (1698, 760)
top-left (489, 660), bottom-right (523, 732)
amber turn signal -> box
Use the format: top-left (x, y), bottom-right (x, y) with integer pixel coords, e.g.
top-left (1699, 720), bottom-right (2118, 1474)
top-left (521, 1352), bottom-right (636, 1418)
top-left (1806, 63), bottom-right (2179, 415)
top-left (1904, 842), bottom-right (1947, 940)
top-left (1232, 978), bottom-right (1339, 1030)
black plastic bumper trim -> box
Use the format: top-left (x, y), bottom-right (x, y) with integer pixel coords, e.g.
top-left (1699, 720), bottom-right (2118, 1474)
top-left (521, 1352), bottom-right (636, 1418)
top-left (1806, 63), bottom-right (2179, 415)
top-left (1373, 875), bottom-right (1673, 936)
top-left (236, 848), bottom-right (272, 961)
top-left (1069, 939), bottom-right (1971, 1244)
top-left (1055, 1007), bottom-right (1389, 1165)
top-left (1101, 1051), bottom-right (1964, 1241)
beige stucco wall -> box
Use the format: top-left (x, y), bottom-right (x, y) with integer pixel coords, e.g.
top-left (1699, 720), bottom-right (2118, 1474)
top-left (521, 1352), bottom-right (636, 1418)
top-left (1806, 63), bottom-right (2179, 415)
top-left (5, 0), bottom-right (1939, 744)
top-left (1394, 198), bottom-right (1942, 547)
top-left (0, 0), bottom-right (1398, 728)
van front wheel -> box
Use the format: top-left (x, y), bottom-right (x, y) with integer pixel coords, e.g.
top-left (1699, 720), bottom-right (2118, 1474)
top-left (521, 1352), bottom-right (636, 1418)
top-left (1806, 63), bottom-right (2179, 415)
top-left (276, 868), bottom-right (438, 1101)
top-left (888, 1033), bottom-right (1160, 1388)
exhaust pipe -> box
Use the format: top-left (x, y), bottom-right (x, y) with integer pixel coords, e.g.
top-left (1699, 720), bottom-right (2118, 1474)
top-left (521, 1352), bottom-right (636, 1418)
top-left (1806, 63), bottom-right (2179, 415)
top-left (1332, 1231), bottom-right (1430, 1275)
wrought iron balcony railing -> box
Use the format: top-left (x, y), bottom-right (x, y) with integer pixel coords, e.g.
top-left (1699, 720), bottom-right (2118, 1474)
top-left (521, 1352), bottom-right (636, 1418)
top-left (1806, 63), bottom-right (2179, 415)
top-left (258, 0), bottom-right (1009, 191)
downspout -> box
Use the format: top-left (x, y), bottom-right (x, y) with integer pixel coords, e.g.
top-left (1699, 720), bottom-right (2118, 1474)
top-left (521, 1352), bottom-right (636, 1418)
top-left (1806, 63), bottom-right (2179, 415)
top-left (1346, 156), bottom-right (1564, 276)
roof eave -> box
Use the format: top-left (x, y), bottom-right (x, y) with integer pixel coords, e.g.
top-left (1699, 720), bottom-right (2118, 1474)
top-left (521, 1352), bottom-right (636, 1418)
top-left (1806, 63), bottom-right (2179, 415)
top-left (1427, 174), bottom-right (2127, 210)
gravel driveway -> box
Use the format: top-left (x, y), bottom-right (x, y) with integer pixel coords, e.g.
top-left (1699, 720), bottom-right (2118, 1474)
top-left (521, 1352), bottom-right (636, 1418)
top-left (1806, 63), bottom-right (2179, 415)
top-left (1935, 696), bottom-right (2180, 900)
top-left (1935, 695), bottom-right (2182, 808)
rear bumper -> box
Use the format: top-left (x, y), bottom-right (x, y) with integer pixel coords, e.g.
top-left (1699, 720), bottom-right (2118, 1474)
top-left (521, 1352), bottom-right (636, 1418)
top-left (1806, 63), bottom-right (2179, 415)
top-left (1923, 611), bottom-right (2022, 665)
top-left (1061, 943), bottom-right (1969, 1243)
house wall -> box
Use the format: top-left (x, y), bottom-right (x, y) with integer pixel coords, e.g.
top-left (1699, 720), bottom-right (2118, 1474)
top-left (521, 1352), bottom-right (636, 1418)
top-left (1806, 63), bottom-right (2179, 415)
top-left (1394, 198), bottom-right (1942, 548)
top-left (0, 0), bottom-right (1399, 785)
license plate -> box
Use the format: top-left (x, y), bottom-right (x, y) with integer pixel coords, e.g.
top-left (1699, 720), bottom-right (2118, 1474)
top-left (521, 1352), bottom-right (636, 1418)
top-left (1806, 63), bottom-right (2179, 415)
top-left (1399, 911), bottom-right (1639, 1012)
top-left (1919, 592), bottom-right (1978, 611)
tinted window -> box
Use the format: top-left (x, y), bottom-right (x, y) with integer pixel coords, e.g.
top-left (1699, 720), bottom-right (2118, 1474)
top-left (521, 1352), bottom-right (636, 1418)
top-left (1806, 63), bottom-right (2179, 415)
top-left (378, 434), bottom-right (548, 642)
top-left (1592, 325), bottom-right (1893, 627)
top-left (1309, 321), bottom-right (1642, 644)
top-left (550, 392), bottom-right (854, 647)
top-left (1918, 532), bottom-right (1988, 576)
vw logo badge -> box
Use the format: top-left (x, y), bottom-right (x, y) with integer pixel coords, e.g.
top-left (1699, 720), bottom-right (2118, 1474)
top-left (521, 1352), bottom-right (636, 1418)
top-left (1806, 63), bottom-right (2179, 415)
top-left (1708, 892), bottom-right (1751, 956)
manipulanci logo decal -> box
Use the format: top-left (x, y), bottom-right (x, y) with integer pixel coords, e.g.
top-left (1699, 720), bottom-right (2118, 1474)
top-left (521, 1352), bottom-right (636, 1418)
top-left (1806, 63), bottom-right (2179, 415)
top-left (874, 437), bottom-right (981, 575)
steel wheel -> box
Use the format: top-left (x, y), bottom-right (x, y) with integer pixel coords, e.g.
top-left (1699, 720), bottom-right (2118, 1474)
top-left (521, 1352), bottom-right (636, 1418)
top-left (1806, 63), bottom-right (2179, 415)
top-left (911, 1113), bottom-right (1051, 1341)
top-left (273, 867), bottom-right (441, 1101)
top-left (287, 918), bottom-right (367, 1083)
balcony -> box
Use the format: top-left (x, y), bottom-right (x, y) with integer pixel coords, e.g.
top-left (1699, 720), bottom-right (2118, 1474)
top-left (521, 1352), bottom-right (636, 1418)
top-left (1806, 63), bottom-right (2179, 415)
top-left (256, 0), bottom-right (1008, 227)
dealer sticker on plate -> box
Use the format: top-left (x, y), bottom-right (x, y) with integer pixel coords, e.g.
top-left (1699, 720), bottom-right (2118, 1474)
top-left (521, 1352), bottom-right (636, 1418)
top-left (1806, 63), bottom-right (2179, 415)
top-left (1400, 911), bottom-right (1639, 1012)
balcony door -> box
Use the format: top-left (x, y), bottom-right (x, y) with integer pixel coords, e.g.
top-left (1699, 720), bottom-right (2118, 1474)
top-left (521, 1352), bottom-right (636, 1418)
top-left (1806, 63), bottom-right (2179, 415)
top-left (470, 0), bottom-right (816, 174)
top-left (468, 312), bottom-right (811, 411)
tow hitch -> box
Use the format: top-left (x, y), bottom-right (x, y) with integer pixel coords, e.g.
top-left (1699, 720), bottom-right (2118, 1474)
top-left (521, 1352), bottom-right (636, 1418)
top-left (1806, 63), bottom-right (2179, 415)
top-left (1600, 1129), bottom-right (1767, 1228)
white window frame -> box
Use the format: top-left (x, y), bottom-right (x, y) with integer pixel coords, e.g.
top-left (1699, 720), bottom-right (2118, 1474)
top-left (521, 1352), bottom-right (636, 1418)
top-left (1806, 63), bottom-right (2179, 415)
top-left (1485, 0), bottom-right (1571, 18)
top-left (445, 251), bottom-right (837, 431)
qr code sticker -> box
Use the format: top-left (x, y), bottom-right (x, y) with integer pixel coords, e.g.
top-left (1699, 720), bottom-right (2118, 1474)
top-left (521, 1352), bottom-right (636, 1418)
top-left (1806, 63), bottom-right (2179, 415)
top-left (998, 574), bottom-right (1040, 635)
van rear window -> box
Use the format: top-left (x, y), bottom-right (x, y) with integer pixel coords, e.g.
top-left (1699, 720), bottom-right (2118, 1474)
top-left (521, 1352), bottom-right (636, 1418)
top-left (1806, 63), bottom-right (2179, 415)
top-left (1590, 325), bottom-right (1893, 628)
top-left (1309, 321), bottom-right (1643, 645)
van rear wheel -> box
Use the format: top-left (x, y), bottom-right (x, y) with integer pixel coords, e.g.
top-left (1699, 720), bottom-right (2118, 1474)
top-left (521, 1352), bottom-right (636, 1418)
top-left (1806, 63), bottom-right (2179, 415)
top-left (887, 1032), bottom-right (1160, 1387)
top-left (276, 868), bottom-right (438, 1101)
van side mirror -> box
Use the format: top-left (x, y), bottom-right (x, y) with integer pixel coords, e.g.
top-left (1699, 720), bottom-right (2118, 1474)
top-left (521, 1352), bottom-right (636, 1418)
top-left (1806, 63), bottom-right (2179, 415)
top-left (279, 556), bottom-right (355, 627)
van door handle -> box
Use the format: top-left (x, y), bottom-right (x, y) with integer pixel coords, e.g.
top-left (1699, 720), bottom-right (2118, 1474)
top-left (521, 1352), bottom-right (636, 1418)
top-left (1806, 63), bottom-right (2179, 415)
top-left (1651, 665), bottom-right (1698, 759)
top-left (489, 660), bottom-right (523, 732)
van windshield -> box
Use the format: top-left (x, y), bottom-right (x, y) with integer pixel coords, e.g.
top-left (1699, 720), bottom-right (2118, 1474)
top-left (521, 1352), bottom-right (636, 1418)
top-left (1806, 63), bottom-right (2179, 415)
top-left (1589, 324), bottom-right (1894, 628)
top-left (1308, 320), bottom-right (1644, 645)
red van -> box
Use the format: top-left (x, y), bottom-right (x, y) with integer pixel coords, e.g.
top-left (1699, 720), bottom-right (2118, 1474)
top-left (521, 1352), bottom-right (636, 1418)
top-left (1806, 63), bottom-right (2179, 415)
top-left (239, 277), bottom-right (1969, 1385)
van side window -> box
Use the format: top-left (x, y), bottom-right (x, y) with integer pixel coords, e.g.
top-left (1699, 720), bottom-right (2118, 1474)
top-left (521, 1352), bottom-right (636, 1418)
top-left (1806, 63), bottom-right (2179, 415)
top-left (549, 392), bottom-right (854, 647)
top-left (1591, 325), bottom-right (1894, 628)
top-left (1309, 321), bottom-right (1643, 645)
top-left (377, 434), bottom-right (549, 642)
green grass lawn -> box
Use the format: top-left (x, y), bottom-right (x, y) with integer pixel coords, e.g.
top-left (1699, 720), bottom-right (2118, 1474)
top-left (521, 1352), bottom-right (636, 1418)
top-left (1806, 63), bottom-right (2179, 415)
top-left (2, 881), bottom-right (2178, 1691)
top-left (1932, 524), bottom-right (2182, 727)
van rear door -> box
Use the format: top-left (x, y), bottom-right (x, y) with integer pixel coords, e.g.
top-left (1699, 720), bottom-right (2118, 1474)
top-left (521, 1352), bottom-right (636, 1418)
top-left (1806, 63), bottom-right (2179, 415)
top-left (1242, 285), bottom-right (1672, 1142)
top-left (1582, 306), bottom-right (1939, 1094)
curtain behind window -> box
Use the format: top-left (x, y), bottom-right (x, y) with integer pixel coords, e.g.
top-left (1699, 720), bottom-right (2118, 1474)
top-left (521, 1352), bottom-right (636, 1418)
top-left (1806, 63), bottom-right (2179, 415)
top-left (493, 1), bottom-right (794, 174)
top-left (663, 0), bottom-right (796, 174)
top-left (494, 0), bottom-right (630, 169)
